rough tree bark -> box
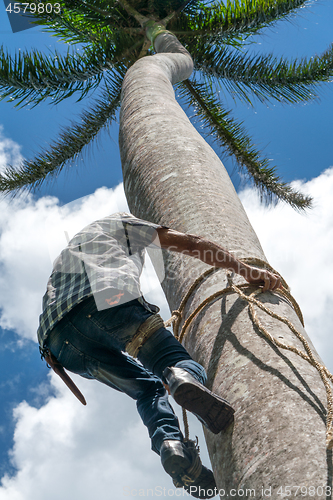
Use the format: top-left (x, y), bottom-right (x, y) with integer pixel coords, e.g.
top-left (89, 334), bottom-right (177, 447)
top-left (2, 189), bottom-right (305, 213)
top-left (119, 32), bottom-right (332, 499)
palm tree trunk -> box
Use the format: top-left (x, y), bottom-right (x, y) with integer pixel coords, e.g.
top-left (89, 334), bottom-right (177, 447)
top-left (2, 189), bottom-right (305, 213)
top-left (119, 32), bottom-right (332, 498)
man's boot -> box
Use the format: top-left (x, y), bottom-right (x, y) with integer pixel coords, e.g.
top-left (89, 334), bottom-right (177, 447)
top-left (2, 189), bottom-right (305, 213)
top-left (160, 439), bottom-right (216, 499)
top-left (163, 366), bottom-right (234, 434)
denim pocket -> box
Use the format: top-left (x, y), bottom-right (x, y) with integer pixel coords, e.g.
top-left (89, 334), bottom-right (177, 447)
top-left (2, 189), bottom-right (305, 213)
top-left (88, 305), bottom-right (132, 332)
top-left (57, 339), bottom-right (86, 375)
top-left (68, 296), bottom-right (97, 321)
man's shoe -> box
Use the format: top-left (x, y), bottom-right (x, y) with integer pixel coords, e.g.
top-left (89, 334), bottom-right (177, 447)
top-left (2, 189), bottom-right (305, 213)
top-left (160, 439), bottom-right (192, 478)
top-left (160, 439), bottom-right (217, 499)
top-left (163, 366), bottom-right (234, 434)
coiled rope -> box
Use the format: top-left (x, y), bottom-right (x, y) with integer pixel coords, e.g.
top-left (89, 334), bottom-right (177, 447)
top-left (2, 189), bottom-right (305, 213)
top-left (165, 258), bottom-right (333, 449)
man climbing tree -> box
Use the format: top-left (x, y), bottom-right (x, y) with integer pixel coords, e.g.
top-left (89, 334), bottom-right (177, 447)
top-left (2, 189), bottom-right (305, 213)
top-left (38, 212), bottom-right (280, 498)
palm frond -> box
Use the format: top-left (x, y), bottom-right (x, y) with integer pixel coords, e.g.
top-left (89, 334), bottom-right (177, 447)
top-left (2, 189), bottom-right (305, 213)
top-left (175, 0), bottom-right (204, 14)
top-left (33, 0), bottom-right (123, 28)
top-left (0, 71), bottom-right (124, 195)
top-left (37, 14), bottom-right (103, 45)
top-left (177, 78), bottom-right (312, 209)
top-left (61, 0), bottom-right (118, 19)
top-left (30, 1), bottom-right (142, 45)
top-left (193, 43), bottom-right (333, 105)
top-left (0, 29), bottom-right (140, 107)
top-left (169, 0), bottom-right (311, 39)
top-left (148, 0), bottom-right (198, 17)
top-left (171, 0), bottom-right (209, 16)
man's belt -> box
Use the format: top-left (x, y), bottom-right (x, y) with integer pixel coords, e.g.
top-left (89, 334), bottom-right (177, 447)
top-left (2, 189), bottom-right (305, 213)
top-left (125, 314), bottom-right (165, 358)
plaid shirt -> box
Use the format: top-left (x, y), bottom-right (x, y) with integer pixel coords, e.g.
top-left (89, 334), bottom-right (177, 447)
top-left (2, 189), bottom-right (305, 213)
top-left (37, 213), bottom-right (162, 349)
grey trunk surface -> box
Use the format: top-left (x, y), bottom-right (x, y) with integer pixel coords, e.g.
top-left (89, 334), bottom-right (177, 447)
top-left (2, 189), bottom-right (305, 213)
top-left (119, 32), bottom-right (332, 499)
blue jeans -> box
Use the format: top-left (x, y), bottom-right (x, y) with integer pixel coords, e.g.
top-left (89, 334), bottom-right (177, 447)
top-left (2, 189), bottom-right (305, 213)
top-left (46, 296), bottom-right (207, 454)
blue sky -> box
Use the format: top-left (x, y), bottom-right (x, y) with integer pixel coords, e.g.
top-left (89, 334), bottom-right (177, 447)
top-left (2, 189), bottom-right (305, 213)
top-left (0, 2), bottom-right (333, 498)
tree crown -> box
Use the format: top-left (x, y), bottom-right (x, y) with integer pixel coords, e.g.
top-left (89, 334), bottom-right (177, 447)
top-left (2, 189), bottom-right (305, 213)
top-left (1, 0), bottom-right (332, 210)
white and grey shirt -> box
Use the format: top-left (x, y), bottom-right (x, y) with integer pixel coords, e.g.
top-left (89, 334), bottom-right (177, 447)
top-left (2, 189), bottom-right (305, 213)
top-left (37, 213), bottom-right (163, 349)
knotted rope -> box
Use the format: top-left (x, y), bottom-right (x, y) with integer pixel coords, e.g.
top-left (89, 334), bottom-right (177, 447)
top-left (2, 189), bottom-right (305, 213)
top-left (126, 314), bottom-right (165, 358)
top-left (165, 259), bottom-right (333, 449)
top-left (173, 438), bottom-right (202, 488)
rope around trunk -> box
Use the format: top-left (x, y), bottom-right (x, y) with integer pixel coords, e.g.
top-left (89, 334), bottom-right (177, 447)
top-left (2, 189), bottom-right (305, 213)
top-left (164, 258), bottom-right (333, 449)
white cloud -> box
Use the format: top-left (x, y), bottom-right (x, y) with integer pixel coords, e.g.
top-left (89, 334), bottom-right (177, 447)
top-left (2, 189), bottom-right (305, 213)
top-left (0, 372), bottom-right (205, 500)
top-left (0, 126), bottom-right (23, 172)
top-left (0, 184), bottom-right (129, 342)
top-left (239, 167), bottom-right (333, 372)
top-left (0, 379), bottom-right (167, 500)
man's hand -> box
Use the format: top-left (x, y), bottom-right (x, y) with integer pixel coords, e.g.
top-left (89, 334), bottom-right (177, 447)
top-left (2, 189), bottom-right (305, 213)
top-left (241, 265), bottom-right (282, 292)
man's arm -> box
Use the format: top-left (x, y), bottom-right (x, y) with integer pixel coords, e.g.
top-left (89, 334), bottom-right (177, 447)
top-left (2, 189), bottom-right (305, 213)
top-left (154, 228), bottom-right (281, 292)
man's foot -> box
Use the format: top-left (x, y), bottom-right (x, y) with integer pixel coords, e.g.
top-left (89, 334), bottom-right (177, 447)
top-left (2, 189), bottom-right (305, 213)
top-left (160, 439), bottom-right (217, 499)
top-left (162, 366), bottom-right (234, 434)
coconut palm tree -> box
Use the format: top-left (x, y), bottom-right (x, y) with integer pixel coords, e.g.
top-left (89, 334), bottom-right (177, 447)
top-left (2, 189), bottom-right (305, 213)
top-left (0, 0), bottom-right (332, 208)
top-left (1, 0), bottom-right (333, 494)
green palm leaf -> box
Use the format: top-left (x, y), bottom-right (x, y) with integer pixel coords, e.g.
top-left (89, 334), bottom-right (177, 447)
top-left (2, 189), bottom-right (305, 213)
top-left (0, 30), bottom-right (140, 106)
top-left (0, 46), bottom-right (100, 106)
top-left (174, 0), bottom-right (203, 14)
top-left (33, 0), bottom-right (123, 30)
top-left (169, 0), bottom-right (310, 38)
top-left (0, 71), bottom-right (124, 195)
top-left (35, 10), bottom-right (132, 46)
top-left (192, 43), bottom-right (333, 105)
top-left (178, 78), bottom-right (312, 209)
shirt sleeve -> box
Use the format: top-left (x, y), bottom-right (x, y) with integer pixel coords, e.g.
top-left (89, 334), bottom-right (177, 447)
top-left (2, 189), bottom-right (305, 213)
top-left (119, 214), bottom-right (165, 250)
